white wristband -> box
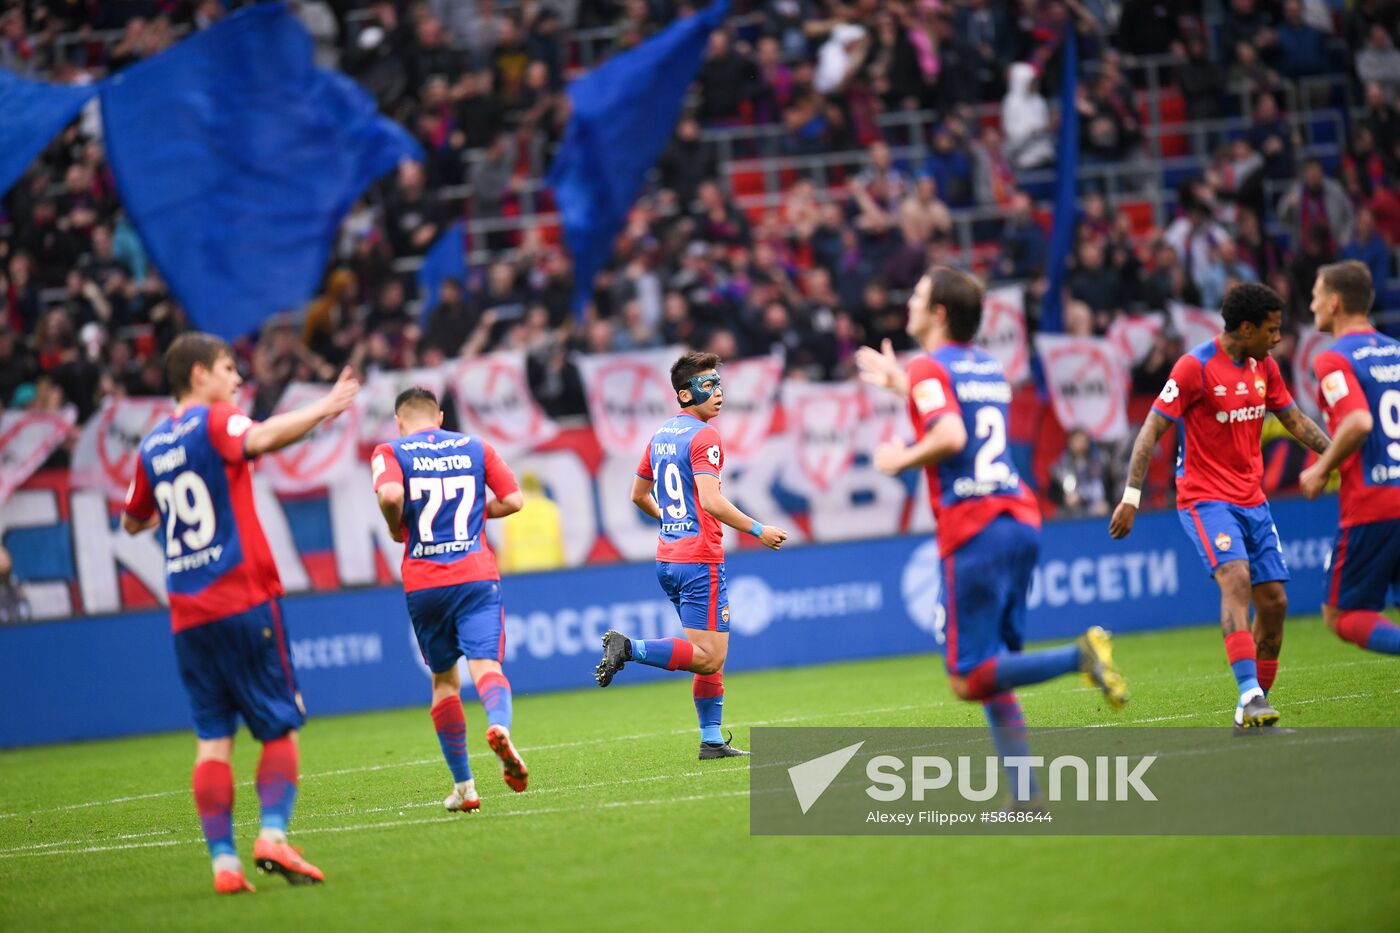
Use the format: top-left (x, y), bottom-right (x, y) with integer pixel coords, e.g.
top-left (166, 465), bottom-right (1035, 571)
top-left (1120, 486), bottom-right (1142, 508)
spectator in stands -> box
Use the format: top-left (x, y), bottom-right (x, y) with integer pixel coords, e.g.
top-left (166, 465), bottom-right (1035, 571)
top-left (1340, 208), bottom-right (1393, 309)
top-left (384, 161), bottom-right (442, 257)
top-left (1077, 59), bottom-right (1143, 163)
top-left (1002, 62), bottom-right (1054, 170)
top-left (0, 326), bottom-right (36, 407)
top-left (971, 124), bottom-right (1016, 209)
top-left (697, 29), bottom-right (752, 124)
top-left (1195, 239), bottom-right (1260, 310)
top-left (1068, 239), bottom-right (1123, 333)
top-left (658, 117), bottom-right (716, 207)
top-left (421, 278), bottom-right (475, 361)
top-left (856, 141), bottom-right (913, 205)
top-left (1175, 30), bottom-right (1228, 123)
top-left (1163, 198), bottom-right (1230, 285)
top-left (1356, 23), bottom-right (1400, 97)
top-left (1275, 0), bottom-right (1329, 80)
top-left (1278, 157), bottom-right (1355, 251)
top-left (1362, 82), bottom-right (1400, 176)
top-left (1346, 124), bottom-right (1390, 197)
top-left (1142, 240), bottom-right (1202, 308)
top-left (1221, 0), bottom-right (1279, 65)
top-left (922, 124), bottom-right (975, 207)
top-left (1247, 93), bottom-right (1297, 181)
top-left (898, 175), bottom-right (954, 244)
top-left (1233, 207), bottom-right (1282, 280)
top-left (956, 0), bottom-right (1014, 101)
top-left (814, 22), bottom-right (870, 95)
top-left (455, 69), bottom-right (505, 151)
top-left (1049, 429), bottom-right (1110, 517)
top-left (867, 6), bottom-right (929, 110)
top-left (995, 191), bottom-right (1049, 280)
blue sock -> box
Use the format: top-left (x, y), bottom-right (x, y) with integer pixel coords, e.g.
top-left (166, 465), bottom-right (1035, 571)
top-left (476, 671), bottom-right (513, 731)
top-left (984, 693), bottom-right (1038, 801)
top-left (431, 697), bottom-right (472, 783)
top-left (1367, 625), bottom-right (1400, 655)
top-left (694, 673), bottom-right (724, 744)
top-left (632, 638), bottom-right (692, 671)
top-left (1230, 658), bottom-right (1261, 697)
top-left (992, 645), bottom-right (1081, 691)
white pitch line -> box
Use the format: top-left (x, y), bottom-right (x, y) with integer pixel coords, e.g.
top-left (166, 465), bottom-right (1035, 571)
top-left (0, 703), bottom-right (935, 820)
top-left (0, 789), bottom-right (754, 860)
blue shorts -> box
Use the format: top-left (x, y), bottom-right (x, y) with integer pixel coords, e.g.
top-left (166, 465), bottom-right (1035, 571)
top-left (656, 561), bottom-right (729, 632)
top-left (174, 600), bottom-right (305, 742)
top-left (940, 514), bottom-right (1039, 676)
top-left (1178, 500), bottom-right (1290, 584)
top-left (1329, 520), bottom-right (1400, 611)
top-left (405, 580), bottom-right (505, 672)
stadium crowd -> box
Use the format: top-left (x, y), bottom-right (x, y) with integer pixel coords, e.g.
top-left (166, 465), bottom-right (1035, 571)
top-left (1, 0), bottom-right (1397, 452)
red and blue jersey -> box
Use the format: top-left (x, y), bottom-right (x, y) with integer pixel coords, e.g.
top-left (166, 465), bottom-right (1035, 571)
top-left (906, 344), bottom-right (1041, 558)
top-left (124, 403), bottom-right (283, 633)
top-left (1151, 337), bottom-right (1295, 508)
top-left (1312, 329), bottom-right (1400, 528)
top-left (636, 413), bottom-right (725, 564)
top-left (372, 429), bottom-right (518, 593)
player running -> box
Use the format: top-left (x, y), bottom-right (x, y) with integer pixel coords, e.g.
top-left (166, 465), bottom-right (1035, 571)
top-left (372, 387), bottom-right (528, 812)
top-left (1111, 283), bottom-right (1330, 729)
top-left (123, 333), bottom-right (358, 894)
top-left (594, 351), bottom-right (789, 760)
top-left (859, 266), bottom-right (1128, 805)
top-left (1299, 261), bottom-right (1400, 656)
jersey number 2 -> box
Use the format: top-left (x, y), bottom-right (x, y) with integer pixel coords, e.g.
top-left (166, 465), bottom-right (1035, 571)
top-left (409, 476), bottom-right (477, 541)
top-left (973, 408), bottom-right (1011, 483)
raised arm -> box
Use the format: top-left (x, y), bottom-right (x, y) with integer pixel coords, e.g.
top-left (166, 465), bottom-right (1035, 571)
top-left (244, 367), bottom-right (360, 458)
top-left (1273, 405), bottom-right (1330, 456)
top-left (855, 339), bottom-right (910, 399)
top-left (1108, 410), bottom-right (1175, 539)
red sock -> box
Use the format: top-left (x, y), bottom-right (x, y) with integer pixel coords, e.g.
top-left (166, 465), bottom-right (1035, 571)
top-left (1256, 659), bottom-right (1278, 693)
top-left (1337, 610), bottom-right (1385, 648)
top-left (693, 672), bottom-right (724, 698)
top-left (667, 639), bottom-right (695, 672)
top-left (1223, 630), bottom-right (1256, 664)
top-left (192, 759), bottom-right (235, 856)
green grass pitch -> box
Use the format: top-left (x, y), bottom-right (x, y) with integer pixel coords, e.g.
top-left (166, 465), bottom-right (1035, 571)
top-left (3, 615), bottom-right (1398, 931)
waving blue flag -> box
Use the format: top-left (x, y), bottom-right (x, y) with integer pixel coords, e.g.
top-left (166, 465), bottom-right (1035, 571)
top-left (100, 3), bottom-right (421, 340)
top-left (548, 1), bottom-right (728, 317)
top-left (0, 70), bottom-right (97, 197)
top-left (1039, 29), bottom-right (1080, 334)
top-left (418, 222), bottom-right (468, 324)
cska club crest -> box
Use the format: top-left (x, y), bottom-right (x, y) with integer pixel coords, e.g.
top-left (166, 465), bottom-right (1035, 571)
top-left (1215, 533), bottom-right (1232, 552)
top-left (1254, 376), bottom-right (1266, 398)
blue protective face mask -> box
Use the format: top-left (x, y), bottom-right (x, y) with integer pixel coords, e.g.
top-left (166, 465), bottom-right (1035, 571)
top-left (679, 374), bottom-right (721, 407)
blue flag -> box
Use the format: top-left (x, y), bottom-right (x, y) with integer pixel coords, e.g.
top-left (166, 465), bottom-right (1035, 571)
top-left (0, 70), bottom-right (98, 197)
top-left (1039, 30), bottom-right (1080, 334)
top-left (100, 3), bottom-right (421, 340)
top-left (548, 1), bottom-right (728, 317)
top-left (418, 222), bottom-right (468, 324)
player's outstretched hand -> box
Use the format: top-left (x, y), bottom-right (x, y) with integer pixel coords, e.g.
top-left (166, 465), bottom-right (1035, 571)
top-left (1108, 502), bottom-right (1137, 539)
top-left (873, 439), bottom-right (908, 475)
top-left (759, 525), bottom-right (788, 551)
top-left (856, 339), bottom-right (903, 394)
top-left (1298, 462), bottom-right (1328, 500)
top-left (321, 367), bottom-right (361, 419)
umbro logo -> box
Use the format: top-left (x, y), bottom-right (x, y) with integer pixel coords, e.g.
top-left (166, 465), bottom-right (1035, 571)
top-left (1214, 385), bottom-right (1227, 396)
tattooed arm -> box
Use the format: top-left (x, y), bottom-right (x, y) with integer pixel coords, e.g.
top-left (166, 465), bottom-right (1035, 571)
top-left (1108, 410), bottom-right (1174, 540)
top-left (1273, 405), bottom-right (1330, 456)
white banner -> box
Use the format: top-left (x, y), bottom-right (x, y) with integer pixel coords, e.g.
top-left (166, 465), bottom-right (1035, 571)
top-left (977, 285), bottom-right (1031, 385)
top-left (0, 410), bottom-right (74, 505)
top-left (259, 382), bottom-right (362, 494)
top-left (573, 346), bottom-right (685, 454)
top-left (713, 353), bottom-right (784, 463)
top-left (449, 352), bottom-right (559, 458)
top-left (358, 367), bottom-right (449, 447)
top-left (1107, 312), bottom-right (1165, 366)
top-left (70, 397), bottom-right (174, 502)
top-left (1034, 334), bottom-right (1130, 442)
top-left (1169, 302), bottom-right (1223, 351)
top-left (1294, 326), bottom-right (1335, 423)
top-left (780, 380), bottom-right (868, 493)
